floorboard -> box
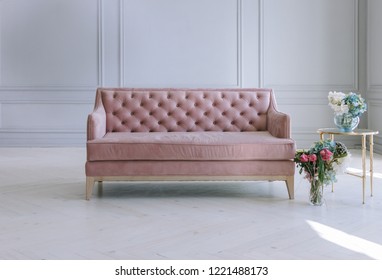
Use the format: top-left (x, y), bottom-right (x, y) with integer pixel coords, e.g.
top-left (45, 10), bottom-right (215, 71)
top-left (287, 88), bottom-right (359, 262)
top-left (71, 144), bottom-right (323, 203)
top-left (0, 148), bottom-right (382, 260)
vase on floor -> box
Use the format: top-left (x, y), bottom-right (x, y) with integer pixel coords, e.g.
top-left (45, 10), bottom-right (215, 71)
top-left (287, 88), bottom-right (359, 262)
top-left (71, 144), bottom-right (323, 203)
top-left (333, 113), bottom-right (359, 132)
top-left (309, 177), bottom-right (324, 206)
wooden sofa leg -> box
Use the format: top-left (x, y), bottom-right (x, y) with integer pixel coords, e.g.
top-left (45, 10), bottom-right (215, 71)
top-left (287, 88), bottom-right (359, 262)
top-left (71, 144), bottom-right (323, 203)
top-left (286, 176), bottom-right (294, 199)
top-left (86, 177), bottom-right (95, 200)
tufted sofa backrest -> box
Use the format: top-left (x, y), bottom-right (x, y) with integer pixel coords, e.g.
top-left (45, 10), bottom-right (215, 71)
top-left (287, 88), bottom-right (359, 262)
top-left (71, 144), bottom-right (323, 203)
top-left (97, 88), bottom-right (273, 133)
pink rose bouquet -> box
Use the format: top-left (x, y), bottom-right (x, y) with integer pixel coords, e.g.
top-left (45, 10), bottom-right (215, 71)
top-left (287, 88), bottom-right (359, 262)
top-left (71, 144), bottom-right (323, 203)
top-left (294, 140), bottom-right (348, 187)
top-left (294, 139), bottom-right (348, 205)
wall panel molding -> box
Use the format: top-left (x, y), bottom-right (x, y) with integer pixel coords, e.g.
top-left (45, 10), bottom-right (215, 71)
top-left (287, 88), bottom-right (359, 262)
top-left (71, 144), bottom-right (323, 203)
top-left (0, 0), bottom-right (102, 89)
top-left (121, 0), bottom-right (244, 88)
top-left (367, 0), bottom-right (382, 92)
top-left (0, 0), bottom-right (373, 148)
top-left (119, 0), bottom-right (125, 87)
top-left (368, 101), bottom-right (382, 131)
top-left (366, 0), bottom-right (382, 148)
top-left (260, 0), bottom-right (359, 92)
top-left (0, 0), bottom-right (101, 146)
top-left (98, 0), bottom-right (104, 86)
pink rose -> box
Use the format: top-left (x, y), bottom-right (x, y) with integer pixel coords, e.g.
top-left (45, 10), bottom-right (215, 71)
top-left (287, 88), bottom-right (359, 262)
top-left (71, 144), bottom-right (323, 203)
top-left (308, 154), bottom-right (317, 162)
top-left (320, 149), bottom-right (333, 161)
top-left (300, 154), bottom-right (309, 163)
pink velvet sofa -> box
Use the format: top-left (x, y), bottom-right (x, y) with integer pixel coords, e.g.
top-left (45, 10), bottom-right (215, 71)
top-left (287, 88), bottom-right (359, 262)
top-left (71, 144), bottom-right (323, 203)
top-left (85, 88), bottom-right (296, 200)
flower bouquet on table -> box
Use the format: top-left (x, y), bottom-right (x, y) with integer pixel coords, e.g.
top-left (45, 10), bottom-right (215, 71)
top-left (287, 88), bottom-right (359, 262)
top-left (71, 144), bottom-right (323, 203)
top-left (328, 91), bottom-right (367, 132)
top-left (294, 139), bottom-right (349, 205)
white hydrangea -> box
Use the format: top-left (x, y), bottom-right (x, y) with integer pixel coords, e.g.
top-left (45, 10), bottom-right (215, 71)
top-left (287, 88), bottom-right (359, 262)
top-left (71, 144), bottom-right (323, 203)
top-left (328, 91), bottom-right (348, 115)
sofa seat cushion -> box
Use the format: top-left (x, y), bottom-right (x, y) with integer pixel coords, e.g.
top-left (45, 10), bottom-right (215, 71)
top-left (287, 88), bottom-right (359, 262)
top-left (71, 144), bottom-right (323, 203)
top-left (87, 131), bottom-right (295, 161)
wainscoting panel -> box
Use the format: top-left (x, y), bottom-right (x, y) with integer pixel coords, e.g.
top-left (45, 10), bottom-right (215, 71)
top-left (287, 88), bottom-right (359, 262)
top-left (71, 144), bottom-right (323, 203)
top-left (262, 0), bottom-right (358, 91)
top-left (367, 0), bottom-right (382, 91)
top-left (368, 102), bottom-right (382, 133)
top-left (1, 102), bottom-right (90, 130)
top-left (241, 0), bottom-right (260, 87)
top-left (367, 102), bottom-right (382, 153)
top-left (367, 0), bottom-right (382, 153)
top-left (122, 0), bottom-right (241, 88)
top-left (0, 0), bottom-right (100, 87)
top-left (0, 0), bottom-right (99, 146)
top-left (101, 0), bottom-right (121, 87)
top-left (0, 89), bottom-right (94, 146)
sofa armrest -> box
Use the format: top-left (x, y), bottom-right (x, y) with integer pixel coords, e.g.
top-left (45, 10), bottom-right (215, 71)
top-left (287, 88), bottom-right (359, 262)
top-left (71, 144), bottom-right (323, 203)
top-left (87, 106), bottom-right (106, 141)
top-left (267, 92), bottom-right (291, 139)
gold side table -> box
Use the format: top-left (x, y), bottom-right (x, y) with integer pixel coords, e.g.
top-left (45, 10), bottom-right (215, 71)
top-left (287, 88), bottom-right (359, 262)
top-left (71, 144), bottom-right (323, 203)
top-left (317, 128), bottom-right (379, 204)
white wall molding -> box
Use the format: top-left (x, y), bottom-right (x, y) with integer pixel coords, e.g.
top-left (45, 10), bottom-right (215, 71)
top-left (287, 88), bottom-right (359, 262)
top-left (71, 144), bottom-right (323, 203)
top-left (98, 0), bottom-right (105, 87)
top-left (0, 0), bottom-right (103, 89)
top-left (367, 101), bottom-right (382, 133)
top-left (0, 88), bottom-right (96, 103)
top-left (367, 0), bottom-right (382, 150)
top-left (258, 0), bottom-right (264, 88)
top-left (260, 0), bottom-right (359, 92)
top-left (0, 0), bottom-right (101, 146)
top-left (0, 130), bottom-right (86, 147)
top-left (120, 0), bottom-right (244, 88)
top-left (0, 0), bottom-right (374, 148)
top-left (236, 0), bottom-right (243, 88)
top-left (119, 0), bottom-right (125, 87)
top-left (367, 0), bottom-right (382, 92)
top-left (0, 86), bottom-right (96, 92)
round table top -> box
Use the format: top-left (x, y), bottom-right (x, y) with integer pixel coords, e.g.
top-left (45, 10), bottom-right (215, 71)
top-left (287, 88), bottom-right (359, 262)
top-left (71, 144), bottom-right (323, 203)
top-left (317, 128), bottom-right (379, 136)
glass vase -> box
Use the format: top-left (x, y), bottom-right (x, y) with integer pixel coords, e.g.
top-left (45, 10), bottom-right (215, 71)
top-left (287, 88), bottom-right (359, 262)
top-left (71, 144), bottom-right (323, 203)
top-left (333, 113), bottom-right (359, 132)
top-left (309, 177), bottom-right (324, 206)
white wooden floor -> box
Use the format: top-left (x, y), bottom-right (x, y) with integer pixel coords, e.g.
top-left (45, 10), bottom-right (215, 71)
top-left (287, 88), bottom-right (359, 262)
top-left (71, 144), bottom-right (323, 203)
top-left (1, 148), bottom-right (382, 260)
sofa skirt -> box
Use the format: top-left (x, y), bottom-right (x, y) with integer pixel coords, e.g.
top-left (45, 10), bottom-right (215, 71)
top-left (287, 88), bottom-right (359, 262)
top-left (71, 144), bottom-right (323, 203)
top-left (86, 160), bottom-right (294, 177)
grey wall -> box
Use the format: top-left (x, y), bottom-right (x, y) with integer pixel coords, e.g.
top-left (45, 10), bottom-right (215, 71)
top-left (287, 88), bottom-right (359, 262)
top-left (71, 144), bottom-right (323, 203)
top-left (0, 0), bottom-right (379, 151)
